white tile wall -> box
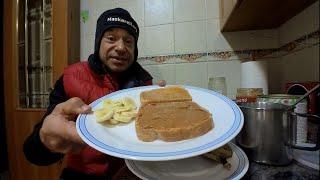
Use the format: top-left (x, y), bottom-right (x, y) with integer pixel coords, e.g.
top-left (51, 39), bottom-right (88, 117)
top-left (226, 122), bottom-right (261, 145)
top-left (207, 60), bottom-right (241, 99)
top-left (206, 0), bottom-right (220, 19)
top-left (207, 19), bottom-right (232, 51)
top-left (282, 45), bottom-right (319, 83)
top-left (175, 21), bottom-right (207, 53)
top-left (80, 35), bottom-right (94, 60)
top-left (80, 0), bottom-right (318, 96)
top-left (137, 27), bottom-right (145, 57)
top-left (80, 12), bottom-right (96, 38)
top-left (175, 63), bottom-right (208, 88)
top-left (80, 0), bottom-right (96, 37)
top-left (142, 64), bottom-right (176, 85)
top-left (116, 0), bottom-right (145, 28)
top-left (173, 0), bottom-right (206, 22)
top-left (91, 0), bottom-right (117, 21)
top-left (267, 58), bottom-right (285, 93)
top-left (268, 45), bottom-right (320, 93)
top-left (144, 24), bottom-right (174, 56)
top-left (145, 0), bottom-right (173, 26)
top-left (81, 0), bottom-right (282, 56)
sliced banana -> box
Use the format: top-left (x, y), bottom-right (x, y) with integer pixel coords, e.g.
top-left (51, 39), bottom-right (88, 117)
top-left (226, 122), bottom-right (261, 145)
top-left (121, 110), bottom-right (138, 118)
top-left (109, 118), bottom-right (119, 125)
top-left (111, 100), bottom-right (123, 108)
top-left (102, 99), bottom-right (113, 107)
top-left (113, 112), bottom-right (133, 123)
top-left (114, 106), bottom-right (131, 113)
top-left (122, 97), bottom-right (136, 110)
top-left (94, 106), bottom-right (114, 123)
top-left (94, 97), bottom-right (137, 124)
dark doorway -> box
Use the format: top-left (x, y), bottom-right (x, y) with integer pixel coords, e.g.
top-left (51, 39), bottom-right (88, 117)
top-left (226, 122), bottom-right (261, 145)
top-left (0, 0), bottom-right (9, 173)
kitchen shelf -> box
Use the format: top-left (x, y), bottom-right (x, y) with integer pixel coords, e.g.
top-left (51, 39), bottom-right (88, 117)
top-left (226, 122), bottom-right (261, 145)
top-left (220, 0), bottom-right (318, 32)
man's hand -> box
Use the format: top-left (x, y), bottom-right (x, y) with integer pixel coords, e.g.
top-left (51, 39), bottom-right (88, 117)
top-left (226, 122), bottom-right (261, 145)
top-left (40, 97), bottom-right (92, 154)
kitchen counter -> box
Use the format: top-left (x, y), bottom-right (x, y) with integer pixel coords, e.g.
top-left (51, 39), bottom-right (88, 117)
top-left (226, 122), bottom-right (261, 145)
top-left (243, 161), bottom-right (319, 180)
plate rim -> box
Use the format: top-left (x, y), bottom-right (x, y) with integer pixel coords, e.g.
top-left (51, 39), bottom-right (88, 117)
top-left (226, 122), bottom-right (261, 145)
top-left (125, 142), bottom-right (249, 180)
top-left (76, 85), bottom-right (244, 161)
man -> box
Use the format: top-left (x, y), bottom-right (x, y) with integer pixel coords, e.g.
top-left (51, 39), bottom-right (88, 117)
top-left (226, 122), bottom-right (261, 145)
top-left (23, 8), bottom-right (164, 179)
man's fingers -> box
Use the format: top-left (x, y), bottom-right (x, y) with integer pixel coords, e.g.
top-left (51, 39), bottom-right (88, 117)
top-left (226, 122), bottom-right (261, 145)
top-left (54, 97), bottom-right (92, 115)
top-left (65, 121), bottom-right (86, 145)
top-left (40, 115), bottom-right (86, 154)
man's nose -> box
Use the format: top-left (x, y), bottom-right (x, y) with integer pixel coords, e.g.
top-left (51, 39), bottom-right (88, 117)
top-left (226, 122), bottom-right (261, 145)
top-left (115, 39), bottom-right (125, 51)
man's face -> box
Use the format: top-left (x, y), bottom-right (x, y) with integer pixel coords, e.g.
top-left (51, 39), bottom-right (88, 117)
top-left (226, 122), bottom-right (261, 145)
top-left (99, 28), bottom-right (135, 73)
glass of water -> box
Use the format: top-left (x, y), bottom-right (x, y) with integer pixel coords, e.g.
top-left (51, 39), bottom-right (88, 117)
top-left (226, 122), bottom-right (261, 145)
top-left (208, 77), bottom-right (227, 96)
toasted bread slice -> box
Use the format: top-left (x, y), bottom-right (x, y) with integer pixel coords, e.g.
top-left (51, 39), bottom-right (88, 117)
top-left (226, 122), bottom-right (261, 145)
top-left (140, 86), bottom-right (192, 105)
top-left (136, 101), bottom-right (213, 142)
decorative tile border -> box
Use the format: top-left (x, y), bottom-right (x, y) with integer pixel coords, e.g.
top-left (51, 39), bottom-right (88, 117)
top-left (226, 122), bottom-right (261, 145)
top-left (307, 30), bottom-right (320, 46)
top-left (138, 29), bottom-right (319, 65)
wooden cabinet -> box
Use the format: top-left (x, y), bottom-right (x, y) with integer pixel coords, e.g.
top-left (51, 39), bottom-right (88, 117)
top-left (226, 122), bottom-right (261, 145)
top-left (220, 0), bottom-right (318, 32)
top-left (3, 0), bottom-right (79, 179)
top-left (219, 0), bottom-right (238, 31)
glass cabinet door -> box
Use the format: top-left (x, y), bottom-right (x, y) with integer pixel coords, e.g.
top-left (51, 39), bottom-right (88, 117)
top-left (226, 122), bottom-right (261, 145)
top-left (17, 0), bottom-right (52, 108)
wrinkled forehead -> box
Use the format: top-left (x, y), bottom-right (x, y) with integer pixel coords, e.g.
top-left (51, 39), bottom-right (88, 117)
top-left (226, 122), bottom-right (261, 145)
top-left (103, 27), bottom-right (135, 39)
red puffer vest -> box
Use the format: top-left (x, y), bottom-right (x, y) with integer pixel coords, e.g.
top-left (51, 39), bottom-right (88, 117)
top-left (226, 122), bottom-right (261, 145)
top-left (63, 61), bottom-right (152, 176)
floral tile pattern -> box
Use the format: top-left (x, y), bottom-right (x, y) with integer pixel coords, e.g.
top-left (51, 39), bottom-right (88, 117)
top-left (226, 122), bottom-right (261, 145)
top-left (137, 29), bottom-right (320, 65)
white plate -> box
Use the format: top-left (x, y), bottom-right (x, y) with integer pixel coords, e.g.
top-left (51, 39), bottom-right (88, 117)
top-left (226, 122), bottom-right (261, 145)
top-left (125, 143), bottom-right (249, 180)
top-left (76, 85), bottom-right (244, 161)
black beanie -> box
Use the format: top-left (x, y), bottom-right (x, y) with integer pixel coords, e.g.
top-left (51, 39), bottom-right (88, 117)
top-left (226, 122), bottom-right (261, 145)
top-left (94, 8), bottom-right (139, 61)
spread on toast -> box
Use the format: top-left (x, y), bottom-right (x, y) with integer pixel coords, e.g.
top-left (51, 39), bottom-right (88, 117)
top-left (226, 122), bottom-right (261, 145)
top-left (136, 86), bottom-right (213, 142)
top-left (140, 86), bottom-right (192, 105)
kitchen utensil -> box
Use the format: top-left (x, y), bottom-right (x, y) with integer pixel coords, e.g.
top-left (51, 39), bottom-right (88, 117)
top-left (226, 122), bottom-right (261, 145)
top-left (288, 84), bottom-right (319, 110)
top-left (236, 100), bottom-right (320, 165)
top-left (236, 102), bottom-right (293, 165)
top-left (257, 94), bottom-right (311, 144)
top-left (286, 82), bottom-right (320, 114)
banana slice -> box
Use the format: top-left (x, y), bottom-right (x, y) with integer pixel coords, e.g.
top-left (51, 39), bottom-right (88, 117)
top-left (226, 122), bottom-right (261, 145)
top-left (121, 110), bottom-right (138, 118)
top-left (102, 99), bottom-right (113, 107)
top-left (111, 100), bottom-right (123, 108)
top-left (114, 106), bottom-right (132, 113)
top-left (113, 112), bottom-right (133, 123)
top-left (109, 118), bottom-right (119, 125)
top-left (122, 97), bottom-right (136, 110)
top-left (94, 106), bottom-right (114, 123)
top-left (96, 97), bottom-right (137, 125)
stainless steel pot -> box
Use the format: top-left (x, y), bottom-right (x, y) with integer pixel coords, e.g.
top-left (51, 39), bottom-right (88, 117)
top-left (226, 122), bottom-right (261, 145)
top-left (236, 102), bottom-right (319, 166)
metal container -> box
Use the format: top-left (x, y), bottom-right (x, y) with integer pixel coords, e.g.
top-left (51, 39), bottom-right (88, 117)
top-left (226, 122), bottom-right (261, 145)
top-left (257, 94), bottom-right (308, 143)
top-left (257, 94), bottom-right (308, 113)
top-left (237, 102), bottom-right (320, 166)
top-left (236, 102), bottom-right (293, 165)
